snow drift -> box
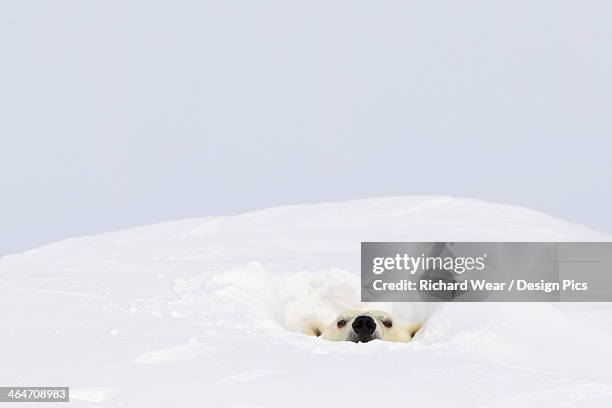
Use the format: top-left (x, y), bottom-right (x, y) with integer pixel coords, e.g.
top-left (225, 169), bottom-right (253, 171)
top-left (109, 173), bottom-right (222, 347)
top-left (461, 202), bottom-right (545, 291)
top-left (1, 197), bottom-right (611, 407)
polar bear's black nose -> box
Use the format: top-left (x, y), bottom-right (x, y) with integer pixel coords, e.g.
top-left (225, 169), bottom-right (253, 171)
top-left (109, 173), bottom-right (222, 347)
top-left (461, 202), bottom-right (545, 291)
top-left (352, 315), bottom-right (376, 336)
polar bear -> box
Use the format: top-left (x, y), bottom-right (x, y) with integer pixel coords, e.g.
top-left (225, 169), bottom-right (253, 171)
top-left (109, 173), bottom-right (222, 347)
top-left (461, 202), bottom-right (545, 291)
top-left (302, 310), bottom-right (422, 343)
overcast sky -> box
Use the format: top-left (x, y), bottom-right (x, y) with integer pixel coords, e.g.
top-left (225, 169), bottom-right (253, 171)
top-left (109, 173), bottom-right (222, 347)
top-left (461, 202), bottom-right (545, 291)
top-left (1, 1), bottom-right (611, 254)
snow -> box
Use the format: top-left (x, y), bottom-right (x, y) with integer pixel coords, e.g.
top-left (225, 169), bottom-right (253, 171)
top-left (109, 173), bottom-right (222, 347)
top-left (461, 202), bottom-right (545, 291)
top-left (1, 196), bottom-right (611, 407)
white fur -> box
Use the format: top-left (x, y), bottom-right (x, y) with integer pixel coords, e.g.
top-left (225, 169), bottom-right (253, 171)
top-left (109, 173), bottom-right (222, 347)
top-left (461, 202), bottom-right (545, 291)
top-left (302, 309), bottom-right (421, 343)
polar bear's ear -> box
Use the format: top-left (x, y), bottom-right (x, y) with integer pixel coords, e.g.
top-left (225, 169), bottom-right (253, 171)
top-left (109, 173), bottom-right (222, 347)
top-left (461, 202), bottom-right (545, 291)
top-left (406, 322), bottom-right (422, 339)
top-left (302, 320), bottom-right (325, 337)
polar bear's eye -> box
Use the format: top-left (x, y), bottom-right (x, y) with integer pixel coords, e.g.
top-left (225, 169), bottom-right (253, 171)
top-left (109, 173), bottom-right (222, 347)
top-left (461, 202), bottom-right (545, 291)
top-left (383, 320), bottom-right (393, 328)
top-left (337, 319), bottom-right (346, 328)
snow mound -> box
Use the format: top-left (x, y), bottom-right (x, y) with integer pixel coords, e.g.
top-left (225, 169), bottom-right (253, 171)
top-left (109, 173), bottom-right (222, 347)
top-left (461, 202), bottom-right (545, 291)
top-left (1, 197), bottom-right (611, 407)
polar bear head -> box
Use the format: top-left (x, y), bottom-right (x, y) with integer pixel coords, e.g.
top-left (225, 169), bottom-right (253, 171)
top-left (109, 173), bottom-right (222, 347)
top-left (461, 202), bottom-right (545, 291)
top-left (302, 310), bottom-right (421, 343)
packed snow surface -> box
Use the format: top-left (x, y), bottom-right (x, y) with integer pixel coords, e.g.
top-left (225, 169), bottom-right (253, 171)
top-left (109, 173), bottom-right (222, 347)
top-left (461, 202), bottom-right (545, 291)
top-left (1, 197), bottom-right (612, 407)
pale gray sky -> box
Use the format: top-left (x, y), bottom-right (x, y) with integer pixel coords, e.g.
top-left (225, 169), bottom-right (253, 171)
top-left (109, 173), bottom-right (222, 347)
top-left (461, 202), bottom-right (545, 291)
top-left (1, 1), bottom-right (611, 254)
